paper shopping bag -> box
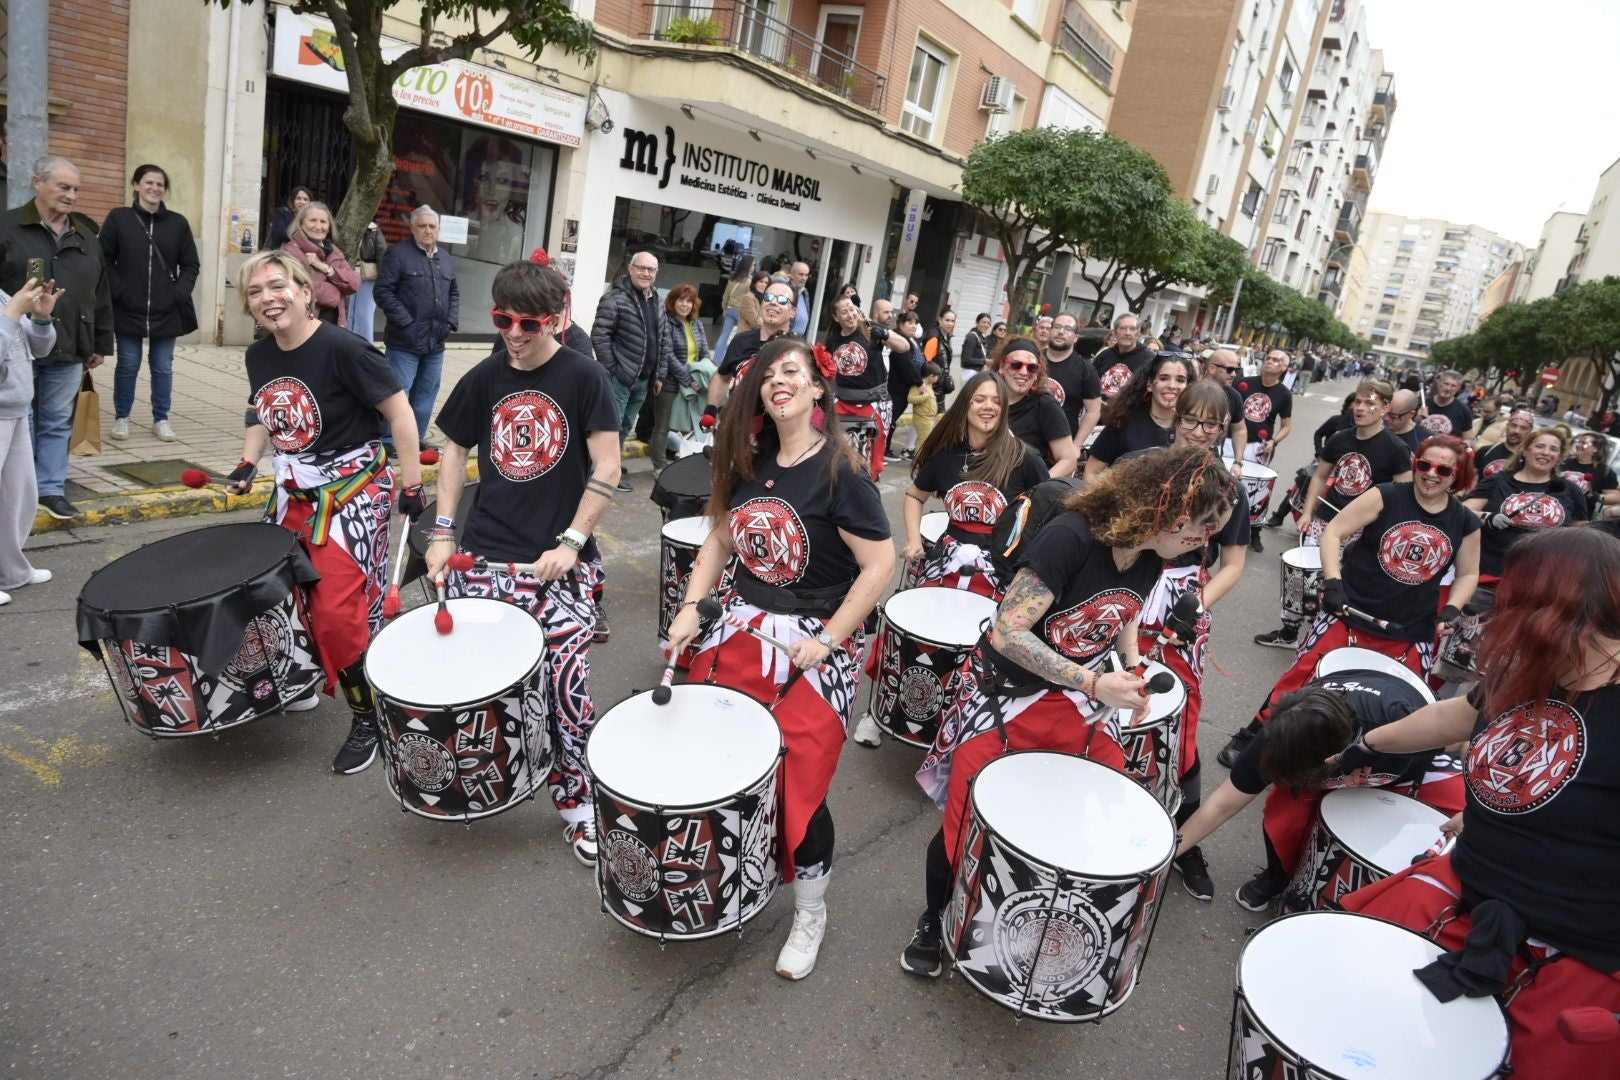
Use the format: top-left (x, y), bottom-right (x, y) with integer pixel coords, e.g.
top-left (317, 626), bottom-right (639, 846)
top-left (70, 370), bottom-right (101, 455)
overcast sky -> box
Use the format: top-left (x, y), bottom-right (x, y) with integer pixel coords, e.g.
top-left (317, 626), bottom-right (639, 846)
top-left (1364, 0), bottom-right (1620, 248)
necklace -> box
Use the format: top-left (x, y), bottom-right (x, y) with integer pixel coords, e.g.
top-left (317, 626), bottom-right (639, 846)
top-left (764, 437), bottom-right (824, 490)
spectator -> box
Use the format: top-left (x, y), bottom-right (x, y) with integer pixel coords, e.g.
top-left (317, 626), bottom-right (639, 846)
top-left (348, 221), bottom-right (387, 342)
top-left (0, 156), bottom-right (115, 521)
top-left (788, 260), bottom-right (812, 336)
top-left (652, 283), bottom-right (704, 473)
top-left (267, 185), bottom-right (311, 250)
top-left (280, 201), bottom-right (359, 325)
top-left (990, 320), bottom-right (1008, 349)
top-left (1091, 312), bottom-right (1155, 399)
top-left (0, 279), bottom-right (62, 602)
top-left (961, 312), bottom-right (991, 374)
top-left (375, 204), bottom-right (458, 448)
top-left (736, 269), bottom-right (770, 337)
top-left (908, 362), bottom-right (942, 447)
top-left (712, 254), bottom-right (756, 359)
top-left (592, 248), bottom-right (675, 490)
top-left (100, 163), bottom-right (200, 443)
top-left (921, 309), bottom-right (955, 412)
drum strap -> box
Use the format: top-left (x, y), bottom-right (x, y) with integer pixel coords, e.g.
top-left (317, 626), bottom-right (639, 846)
top-left (835, 384), bottom-right (890, 405)
top-left (733, 573), bottom-right (847, 618)
top-left (279, 446), bottom-right (388, 546)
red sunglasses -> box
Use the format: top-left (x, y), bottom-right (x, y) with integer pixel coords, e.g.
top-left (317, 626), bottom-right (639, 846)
top-left (1414, 459), bottom-right (1455, 477)
top-left (491, 308), bottom-right (552, 334)
top-left (1003, 359), bottom-right (1040, 373)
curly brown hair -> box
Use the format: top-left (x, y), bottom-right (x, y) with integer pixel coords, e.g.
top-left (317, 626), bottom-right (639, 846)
top-left (1069, 444), bottom-right (1239, 546)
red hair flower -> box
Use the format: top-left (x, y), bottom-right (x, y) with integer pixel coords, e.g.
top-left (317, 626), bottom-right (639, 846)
top-left (812, 343), bottom-right (838, 380)
top-left (529, 247), bottom-right (550, 265)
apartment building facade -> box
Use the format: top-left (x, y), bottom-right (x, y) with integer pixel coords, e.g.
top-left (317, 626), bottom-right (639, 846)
top-left (1515, 210), bottom-right (1586, 304)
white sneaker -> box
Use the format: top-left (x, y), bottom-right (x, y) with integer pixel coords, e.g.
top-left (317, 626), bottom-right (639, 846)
top-left (153, 420), bottom-right (176, 442)
top-left (281, 691), bottom-right (321, 713)
top-left (776, 907), bottom-right (828, 980)
top-left (851, 712), bottom-right (884, 748)
top-left (110, 418), bottom-right (131, 440)
top-left (0, 590), bottom-right (10, 606)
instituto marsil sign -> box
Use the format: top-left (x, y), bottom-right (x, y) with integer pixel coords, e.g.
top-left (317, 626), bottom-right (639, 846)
top-left (619, 125), bottom-right (824, 210)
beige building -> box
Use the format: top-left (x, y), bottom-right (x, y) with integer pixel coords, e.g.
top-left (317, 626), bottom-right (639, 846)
top-left (1560, 155), bottom-right (1620, 290)
top-left (1477, 260), bottom-right (1523, 323)
top-left (1516, 210), bottom-right (1586, 303)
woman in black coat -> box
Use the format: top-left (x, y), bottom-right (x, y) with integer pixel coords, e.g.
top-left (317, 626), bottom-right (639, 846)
top-left (100, 164), bottom-right (200, 442)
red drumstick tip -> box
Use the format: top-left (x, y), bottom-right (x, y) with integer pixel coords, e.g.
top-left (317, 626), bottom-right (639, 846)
top-left (1557, 1007), bottom-right (1619, 1045)
top-left (419, 449), bottom-right (440, 465)
top-left (434, 606), bottom-right (454, 635)
top-left (180, 469), bottom-right (209, 489)
top-left (447, 553), bottom-right (476, 572)
top-left (382, 586), bottom-right (402, 619)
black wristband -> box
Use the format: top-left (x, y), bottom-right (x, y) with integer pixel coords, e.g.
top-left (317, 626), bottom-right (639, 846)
top-left (702, 403), bottom-right (719, 419)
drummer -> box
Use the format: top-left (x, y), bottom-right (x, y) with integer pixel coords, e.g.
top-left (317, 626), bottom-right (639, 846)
top-left (700, 276), bottom-right (796, 424)
top-left (424, 258), bottom-right (623, 865)
top-left (1463, 424), bottom-right (1587, 585)
top-left (1338, 528), bottom-right (1620, 1080)
top-left (229, 250), bottom-right (426, 775)
top-left (1232, 349), bottom-right (1294, 523)
top-left (901, 445), bottom-right (1238, 978)
top-left (1081, 351), bottom-right (1196, 480)
top-left (666, 337), bottom-right (894, 981)
top-left (1176, 667), bottom-right (1464, 910)
top-left (1560, 431), bottom-right (1619, 518)
top-left (822, 294), bottom-right (914, 479)
top-left (990, 338), bottom-right (1078, 477)
top-left (1473, 407), bottom-right (1532, 479)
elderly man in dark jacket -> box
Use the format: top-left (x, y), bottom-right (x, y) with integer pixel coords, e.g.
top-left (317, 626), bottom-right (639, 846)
top-left (376, 205), bottom-right (459, 447)
top-left (0, 156), bottom-right (115, 521)
top-left (592, 249), bottom-right (675, 490)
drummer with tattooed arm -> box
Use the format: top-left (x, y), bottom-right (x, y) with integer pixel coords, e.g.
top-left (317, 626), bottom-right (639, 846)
top-left (228, 250), bottom-right (425, 775)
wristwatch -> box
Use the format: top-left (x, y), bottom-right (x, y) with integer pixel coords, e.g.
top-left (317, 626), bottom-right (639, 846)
top-left (815, 631), bottom-right (834, 649)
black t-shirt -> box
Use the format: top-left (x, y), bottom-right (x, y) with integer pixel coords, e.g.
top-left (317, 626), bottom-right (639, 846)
top-left (435, 344), bottom-right (620, 562)
top-left (823, 326), bottom-right (889, 395)
top-left (1389, 424), bottom-right (1420, 453)
top-left (1087, 411), bottom-right (1175, 467)
top-left (1341, 483), bottom-right (1480, 641)
top-left (1453, 682), bottom-right (1620, 972)
top-left (1465, 473), bottom-right (1589, 578)
top-left (1008, 394), bottom-right (1070, 464)
top-left (245, 323), bottom-right (400, 455)
top-left (1091, 344), bottom-right (1154, 399)
top-left (989, 511), bottom-right (1163, 675)
top-left (1475, 441), bottom-right (1513, 480)
top-left (718, 327), bottom-right (790, 381)
top-left (1229, 669), bottom-right (1434, 795)
top-left (1314, 412), bottom-right (1352, 457)
top-left (913, 443), bottom-right (1048, 542)
top-left (1223, 384), bottom-right (1244, 430)
top-left (1044, 352), bottom-right (1101, 436)
top-left (727, 443), bottom-right (890, 591)
top-left (1233, 377), bottom-right (1293, 445)
top-left (1420, 397), bottom-right (1475, 439)
top-left (1313, 427), bottom-right (1412, 521)
top-left (1559, 457), bottom-right (1619, 517)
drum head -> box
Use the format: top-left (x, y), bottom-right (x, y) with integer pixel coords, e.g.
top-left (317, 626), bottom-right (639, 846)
top-left (1315, 649), bottom-right (1435, 705)
top-left (1224, 459), bottom-right (1278, 481)
top-left (652, 453), bottom-right (713, 500)
top-left (920, 511), bottom-right (949, 545)
top-left (1320, 788), bottom-right (1447, 876)
top-left (883, 587), bottom-right (997, 647)
top-left (80, 522), bottom-right (300, 610)
top-left (588, 685), bottom-right (780, 809)
top-left (973, 751), bottom-right (1174, 877)
top-left (367, 598), bottom-right (546, 706)
top-left (1281, 546), bottom-right (1323, 571)
top-left (1118, 659), bottom-right (1186, 727)
top-left (661, 516), bottom-right (714, 548)
top-left (1239, 912), bottom-right (1508, 1080)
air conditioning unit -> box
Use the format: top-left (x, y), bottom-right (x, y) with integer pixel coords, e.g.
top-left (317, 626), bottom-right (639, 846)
top-left (1206, 174), bottom-right (1221, 195)
top-left (1217, 86), bottom-right (1235, 112)
top-left (979, 75), bottom-right (1014, 113)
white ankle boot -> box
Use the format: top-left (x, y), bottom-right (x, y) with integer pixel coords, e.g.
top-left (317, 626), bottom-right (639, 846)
top-left (776, 873), bottom-right (829, 980)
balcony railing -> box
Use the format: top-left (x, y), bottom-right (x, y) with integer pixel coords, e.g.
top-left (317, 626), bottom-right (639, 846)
top-left (644, 2), bottom-right (887, 113)
top-left (1059, 2), bottom-right (1117, 87)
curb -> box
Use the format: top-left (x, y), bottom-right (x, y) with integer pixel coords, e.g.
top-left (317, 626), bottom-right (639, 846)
top-left (35, 439), bottom-right (651, 534)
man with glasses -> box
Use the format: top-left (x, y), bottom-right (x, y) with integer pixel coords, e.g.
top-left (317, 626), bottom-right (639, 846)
top-left (1044, 313), bottom-right (1102, 447)
top-left (1384, 388), bottom-right (1422, 454)
top-left (703, 277), bottom-right (797, 421)
top-left (1203, 348), bottom-right (1249, 469)
top-left (1471, 394), bottom-right (1508, 444)
top-left (376, 205), bottom-right (459, 451)
top-left (1091, 313), bottom-right (1155, 399)
top-left (1421, 369), bottom-right (1473, 442)
top-left (591, 249), bottom-right (675, 491)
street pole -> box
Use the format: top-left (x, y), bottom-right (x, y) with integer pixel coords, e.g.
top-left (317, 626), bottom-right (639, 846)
top-left (6, 0), bottom-right (50, 210)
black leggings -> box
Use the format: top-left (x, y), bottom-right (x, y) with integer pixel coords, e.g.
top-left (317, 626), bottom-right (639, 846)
top-left (924, 827), bottom-right (952, 915)
top-left (338, 661), bottom-right (375, 719)
top-left (794, 801), bottom-right (835, 877)
top-left (1175, 755), bottom-right (1203, 830)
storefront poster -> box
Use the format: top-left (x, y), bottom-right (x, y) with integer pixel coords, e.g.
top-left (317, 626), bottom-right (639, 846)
top-left (437, 215), bottom-right (470, 244)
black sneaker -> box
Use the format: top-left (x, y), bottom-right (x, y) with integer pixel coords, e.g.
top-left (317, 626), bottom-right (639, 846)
top-left (1235, 869), bottom-right (1290, 912)
top-left (38, 495), bottom-right (80, 520)
top-left (593, 598), bottom-right (610, 644)
top-left (1253, 627), bottom-right (1299, 650)
top-left (1174, 846), bottom-right (1215, 901)
top-left (1263, 509), bottom-right (1289, 530)
top-left (615, 477), bottom-right (634, 492)
top-left (900, 910), bottom-right (944, 977)
top-left (1216, 727), bottom-right (1257, 768)
top-left (332, 713), bottom-right (379, 774)
top-left (1248, 531), bottom-right (1264, 553)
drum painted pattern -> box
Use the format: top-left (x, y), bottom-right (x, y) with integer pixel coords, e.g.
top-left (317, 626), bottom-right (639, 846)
top-left (1279, 547), bottom-right (1324, 623)
top-left (1233, 461), bottom-right (1277, 528)
top-left (870, 590), bottom-right (997, 748)
top-left (902, 512), bottom-right (952, 589)
top-left (1434, 584), bottom-right (1496, 682)
top-left (657, 519), bottom-right (734, 665)
top-left (1279, 788), bottom-right (1447, 913)
top-left (1115, 662), bottom-right (1188, 814)
top-left (100, 589), bottom-right (322, 737)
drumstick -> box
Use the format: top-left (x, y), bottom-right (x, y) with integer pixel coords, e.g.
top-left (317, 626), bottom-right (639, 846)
top-left (434, 578), bottom-right (453, 635)
top-left (1340, 604), bottom-right (1393, 631)
top-left (382, 526), bottom-right (412, 620)
top-left (695, 597), bottom-right (830, 671)
top-left (651, 660), bottom-right (679, 706)
top-left (446, 552), bottom-right (548, 577)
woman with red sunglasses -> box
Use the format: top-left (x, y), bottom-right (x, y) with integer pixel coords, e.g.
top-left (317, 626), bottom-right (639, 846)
top-left (991, 338), bottom-right (1077, 477)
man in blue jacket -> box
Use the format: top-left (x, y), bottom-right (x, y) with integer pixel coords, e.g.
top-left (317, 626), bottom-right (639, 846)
top-left (590, 249), bottom-right (675, 491)
top-left (376, 205), bottom-right (459, 447)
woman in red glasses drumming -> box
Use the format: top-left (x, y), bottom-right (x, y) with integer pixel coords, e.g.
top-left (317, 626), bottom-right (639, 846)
top-left (991, 337), bottom-right (1078, 478)
top-left (425, 259), bottom-right (624, 867)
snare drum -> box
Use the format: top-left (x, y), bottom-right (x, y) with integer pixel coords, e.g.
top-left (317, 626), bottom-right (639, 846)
top-left (366, 598), bottom-right (551, 821)
top-left (1280, 546), bottom-right (1323, 623)
top-left (659, 516), bottom-right (713, 659)
top-left (650, 452), bottom-right (713, 523)
top-left (1315, 647), bottom-right (1435, 704)
top-left (76, 523), bottom-right (325, 737)
top-left (1227, 460), bottom-right (1278, 526)
top-left (945, 751), bottom-right (1176, 1022)
top-left (869, 588), bottom-right (997, 747)
top-left (1115, 660), bottom-right (1188, 814)
top-left (404, 483), bottom-right (475, 586)
top-left (903, 512), bottom-right (951, 589)
top-left (587, 685), bottom-right (783, 941)
top-left (1229, 911), bottom-right (1509, 1080)
top-left (1433, 584), bottom-right (1496, 683)
top-left (1280, 788), bottom-right (1449, 913)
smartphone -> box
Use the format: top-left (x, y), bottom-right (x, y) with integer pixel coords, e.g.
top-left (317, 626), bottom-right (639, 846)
top-left (25, 258), bottom-right (45, 284)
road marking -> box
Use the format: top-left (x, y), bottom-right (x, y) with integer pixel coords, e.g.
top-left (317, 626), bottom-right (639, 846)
top-left (0, 727), bottom-right (109, 786)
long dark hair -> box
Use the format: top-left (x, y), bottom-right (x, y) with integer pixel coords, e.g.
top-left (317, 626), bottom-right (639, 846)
top-left (1261, 688), bottom-right (1355, 788)
top-left (914, 370), bottom-right (1029, 488)
top-left (1101, 352), bottom-right (1198, 428)
top-left (727, 254), bottom-right (757, 287)
top-left (705, 336), bottom-right (863, 523)
top-left (1070, 444), bottom-right (1239, 547)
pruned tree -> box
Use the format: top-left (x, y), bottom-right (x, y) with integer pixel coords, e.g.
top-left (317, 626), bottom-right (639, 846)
top-left (216, 0), bottom-right (594, 251)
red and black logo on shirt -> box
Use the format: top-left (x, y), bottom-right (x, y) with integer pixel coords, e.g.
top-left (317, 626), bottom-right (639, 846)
top-left (1377, 521), bottom-right (1453, 585)
top-left (1467, 700), bottom-right (1585, 814)
top-left (944, 481), bottom-right (1008, 526)
top-left (255, 376), bottom-right (322, 453)
top-left (1331, 452), bottom-right (1375, 499)
top-left (1099, 364), bottom-right (1132, 398)
top-left (1500, 491), bottom-right (1567, 529)
top-left (730, 497), bottom-right (809, 585)
top-left (1045, 588), bottom-right (1143, 661)
top-left (1243, 392), bottom-right (1274, 424)
top-left (490, 390), bottom-right (569, 482)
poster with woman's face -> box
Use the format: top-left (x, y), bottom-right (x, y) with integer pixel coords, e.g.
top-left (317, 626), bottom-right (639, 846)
top-left (460, 132), bottom-right (531, 265)
top-left (378, 115), bottom-right (458, 245)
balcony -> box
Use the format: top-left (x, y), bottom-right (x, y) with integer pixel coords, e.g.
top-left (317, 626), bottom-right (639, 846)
top-left (1352, 153), bottom-right (1375, 190)
top-left (1058, 2), bottom-right (1118, 89)
top-left (644, 2), bottom-right (887, 113)
top-left (1335, 203), bottom-right (1360, 243)
top-left (1370, 76), bottom-right (1396, 123)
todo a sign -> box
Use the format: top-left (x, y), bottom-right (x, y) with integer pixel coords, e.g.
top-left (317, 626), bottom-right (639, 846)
top-left (616, 124), bottom-right (825, 212)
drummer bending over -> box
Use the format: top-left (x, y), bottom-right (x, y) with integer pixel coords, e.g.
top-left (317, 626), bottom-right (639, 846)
top-left (1176, 669), bottom-right (1463, 911)
top-left (667, 338), bottom-right (894, 981)
top-left (230, 250), bottom-right (426, 774)
top-left (1339, 529), bottom-right (1620, 1080)
top-left (902, 446), bottom-right (1237, 978)
top-left (424, 259), bottom-right (622, 865)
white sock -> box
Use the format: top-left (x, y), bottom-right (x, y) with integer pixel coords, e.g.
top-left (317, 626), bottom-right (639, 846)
top-left (793, 872), bottom-right (830, 917)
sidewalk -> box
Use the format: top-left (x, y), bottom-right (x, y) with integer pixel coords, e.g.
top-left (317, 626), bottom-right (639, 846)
top-left (39, 340), bottom-right (649, 533)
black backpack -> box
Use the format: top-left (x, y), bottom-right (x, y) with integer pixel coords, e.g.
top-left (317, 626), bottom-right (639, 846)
top-left (990, 476), bottom-right (1084, 580)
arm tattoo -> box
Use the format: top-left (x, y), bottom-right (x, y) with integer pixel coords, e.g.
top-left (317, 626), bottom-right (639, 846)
top-left (994, 569), bottom-right (1094, 692)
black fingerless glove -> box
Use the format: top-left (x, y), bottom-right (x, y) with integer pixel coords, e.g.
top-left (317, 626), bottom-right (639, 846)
top-left (1336, 733), bottom-right (1379, 775)
top-left (226, 460), bottom-right (257, 487)
top-left (396, 483), bottom-right (426, 521)
top-left (1321, 577), bottom-right (1348, 614)
top-left (1437, 604), bottom-right (1461, 628)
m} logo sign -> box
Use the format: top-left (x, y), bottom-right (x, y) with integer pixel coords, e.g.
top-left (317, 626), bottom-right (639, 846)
top-left (620, 126), bottom-right (676, 189)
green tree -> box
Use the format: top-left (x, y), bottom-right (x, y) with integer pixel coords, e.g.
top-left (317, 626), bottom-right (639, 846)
top-left (217, 0), bottom-right (594, 250)
top-left (960, 128), bottom-right (1172, 321)
top-left (1078, 202), bottom-right (1250, 315)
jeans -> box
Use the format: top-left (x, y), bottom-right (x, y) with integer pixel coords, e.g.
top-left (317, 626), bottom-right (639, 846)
top-left (385, 346), bottom-right (445, 445)
top-left (348, 279), bottom-right (377, 342)
top-left (712, 307), bottom-right (740, 362)
top-left (611, 376), bottom-right (651, 448)
top-left (113, 333), bottom-right (176, 421)
top-left (31, 360), bottom-right (83, 498)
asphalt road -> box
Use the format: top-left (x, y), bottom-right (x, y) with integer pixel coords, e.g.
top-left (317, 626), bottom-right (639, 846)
top-left (0, 381), bottom-right (1345, 1079)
